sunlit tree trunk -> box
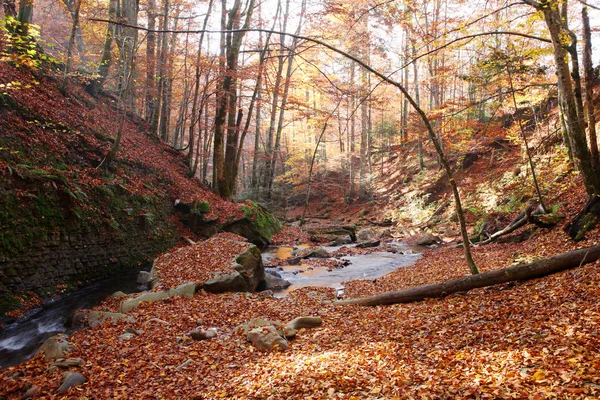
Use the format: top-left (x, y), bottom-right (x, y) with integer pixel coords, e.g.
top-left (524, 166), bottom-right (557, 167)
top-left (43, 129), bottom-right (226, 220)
top-left (115, 0), bottom-right (138, 106)
top-left (61, 0), bottom-right (81, 91)
top-left (60, 0), bottom-right (85, 54)
top-left (85, 0), bottom-right (117, 96)
top-left (522, 0), bottom-right (600, 196)
top-left (582, 6), bottom-right (599, 171)
top-left (145, 0), bottom-right (156, 122)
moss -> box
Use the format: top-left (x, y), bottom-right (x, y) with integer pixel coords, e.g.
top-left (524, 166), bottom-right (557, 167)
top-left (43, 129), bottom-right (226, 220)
top-left (241, 201), bottom-right (282, 241)
top-left (0, 293), bottom-right (21, 317)
top-left (192, 201), bottom-right (210, 214)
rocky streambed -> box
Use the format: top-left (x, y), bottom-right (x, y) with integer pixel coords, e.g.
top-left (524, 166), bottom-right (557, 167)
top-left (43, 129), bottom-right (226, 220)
top-left (0, 233), bottom-right (422, 371)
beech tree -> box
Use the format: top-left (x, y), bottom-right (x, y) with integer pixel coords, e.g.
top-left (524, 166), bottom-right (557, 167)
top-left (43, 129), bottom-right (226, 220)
top-left (521, 0), bottom-right (600, 197)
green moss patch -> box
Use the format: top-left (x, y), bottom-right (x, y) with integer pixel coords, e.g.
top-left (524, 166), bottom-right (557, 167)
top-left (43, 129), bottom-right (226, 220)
top-left (241, 201), bottom-right (282, 241)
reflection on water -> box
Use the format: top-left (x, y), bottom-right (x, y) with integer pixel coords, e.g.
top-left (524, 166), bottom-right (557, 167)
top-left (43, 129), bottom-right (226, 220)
top-left (0, 270), bottom-right (146, 369)
top-left (263, 242), bottom-right (422, 297)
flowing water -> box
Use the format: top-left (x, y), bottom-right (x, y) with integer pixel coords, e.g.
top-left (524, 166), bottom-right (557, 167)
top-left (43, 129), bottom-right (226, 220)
top-left (263, 242), bottom-right (423, 297)
top-left (1, 242), bottom-right (422, 369)
top-left (0, 270), bottom-right (147, 369)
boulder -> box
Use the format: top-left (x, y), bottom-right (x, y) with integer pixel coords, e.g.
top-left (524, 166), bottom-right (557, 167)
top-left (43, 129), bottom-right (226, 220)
top-left (223, 201), bottom-right (282, 246)
top-left (137, 271), bottom-right (152, 285)
top-left (203, 243), bottom-right (264, 293)
top-left (119, 282), bottom-right (197, 313)
top-left (331, 236), bottom-right (353, 246)
top-left (110, 291), bottom-right (127, 299)
top-left (22, 385), bottom-right (40, 399)
top-left (413, 232), bottom-right (442, 246)
top-left (247, 326), bottom-right (288, 351)
top-left (305, 247), bottom-right (329, 258)
top-left (232, 245), bottom-right (264, 291)
top-left (285, 316), bottom-right (323, 330)
top-left (68, 311), bottom-right (87, 330)
top-left (357, 229), bottom-right (376, 241)
top-left (203, 271), bottom-right (248, 293)
top-left (88, 311), bottom-right (136, 327)
top-left (38, 334), bottom-right (72, 360)
top-left (355, 239), bottom-right (381, 249)
top-left (263, 273), bottom-right (291, 291)
top-left (190, 327), bottom-right (218, 341)
top-left (57, 372), bottom-right (87, 394)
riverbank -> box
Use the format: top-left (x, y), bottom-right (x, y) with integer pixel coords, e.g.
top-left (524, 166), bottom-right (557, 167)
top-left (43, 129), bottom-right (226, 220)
top-left (1, 214), bottom-right (599, 398)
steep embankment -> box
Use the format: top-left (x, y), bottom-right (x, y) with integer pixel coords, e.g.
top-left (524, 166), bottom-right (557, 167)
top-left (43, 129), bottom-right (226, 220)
top-left (0, 58), bottom-right (254, 317)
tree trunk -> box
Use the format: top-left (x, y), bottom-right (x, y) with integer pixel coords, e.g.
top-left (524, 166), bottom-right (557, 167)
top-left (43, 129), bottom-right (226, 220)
top-left (267, 0), bottom-right (306, 197)
top-left (528, 0), bottom-right (600, 196)
top-left (145, 0), bottom-right (156, 122)
top-left (85, 0), bottom-right (117, 96)
top-left (60, 0), bottom-right (85, 54)
top-left (582, 6), bottom-right (599, 171)
top-left (188, 0), bottom-right (213, 170)
top-left (336, 245), bottom-right (600, 306)
top-left (115, 0), bottom-right (138, 105)
top-left (61, 0), bottom-right (82, 91)
top-left (16, 0), bottom-right (33, 37)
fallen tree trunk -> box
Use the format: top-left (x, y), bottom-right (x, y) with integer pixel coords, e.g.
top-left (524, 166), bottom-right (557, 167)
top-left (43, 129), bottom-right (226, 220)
top-left (335, 244), bottom-right (600, 306)
top-left (479, 204), bottom-right (545, 244)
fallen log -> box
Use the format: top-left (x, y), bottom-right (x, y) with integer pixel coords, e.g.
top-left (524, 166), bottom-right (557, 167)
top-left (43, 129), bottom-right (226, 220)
top-left (479, 204), bottom-right (545, 245)
top-left (335, 244), bottom-right (600, 306)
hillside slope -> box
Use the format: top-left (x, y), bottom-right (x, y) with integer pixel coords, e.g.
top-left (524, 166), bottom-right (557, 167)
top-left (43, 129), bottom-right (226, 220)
top-left (0, 56), bottom-right (244, 316)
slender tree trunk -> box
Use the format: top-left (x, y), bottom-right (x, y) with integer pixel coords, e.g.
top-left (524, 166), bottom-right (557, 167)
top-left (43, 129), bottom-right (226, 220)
top-left (267, 0), bottom-right (305, 197)
top-left (145, 0), bottom-right (156, 121)
top-left (85, 0), bottom-right (117, 96)
top-left (61, 0), bottom-right (82, 91)
top-left (582, 6), bottom-right (599, 171)
top-left (188, 0), bottom-right (213, 170)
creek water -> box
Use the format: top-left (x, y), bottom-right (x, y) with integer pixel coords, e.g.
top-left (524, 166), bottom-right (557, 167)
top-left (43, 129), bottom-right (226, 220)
top-left (0, 270), bottom-right (147, 369)
top-left (262, 242), bottom-right (423, 297)
top-left (1, 242), bottom-right (422, 369)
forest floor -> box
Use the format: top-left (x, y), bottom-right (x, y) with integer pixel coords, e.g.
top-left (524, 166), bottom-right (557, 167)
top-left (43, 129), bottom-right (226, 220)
top-left (3, 44), bottom-right (600, 399)
top-left (2, 174), bottom-right (599, 398)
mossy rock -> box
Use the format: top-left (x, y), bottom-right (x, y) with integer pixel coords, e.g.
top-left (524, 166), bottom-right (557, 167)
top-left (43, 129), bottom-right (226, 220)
top-left (225, 202), bottom-right (282, 247)
top-left (193, 201), bottom-right (210, 214)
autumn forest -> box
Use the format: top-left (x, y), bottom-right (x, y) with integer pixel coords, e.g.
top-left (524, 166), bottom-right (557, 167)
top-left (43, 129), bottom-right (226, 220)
top-left (1, 0), bottom-right (600, 397)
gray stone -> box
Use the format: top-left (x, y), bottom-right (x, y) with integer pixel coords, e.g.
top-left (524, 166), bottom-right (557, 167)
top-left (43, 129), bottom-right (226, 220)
top-left (168, 282), bottom-right (197, 297)
top-left (38, 334), bottom-right (72, 360)
top-left (355, 239), bottom-right (381, 249)
top-left (203, 271), bottom-right (248, 293)
top-left (22, 385), bottom-right (40, 399)
top-left (137, 271), bottom-right (152, 284)
top-left (263, 273), bottom-right (291, 291)
top-left (357, 229), bottom-right (375, 241)
top-left (247, 326), bottom-right (288, 351)
top-left (331, 236), bottom-right (353, 246)
top-left (119, 282), bottom-right (196, 313)
top-left (119, 333), bottom-right (135, 341)
top-left (51, 358), bottom-right (84, 369)
top-left (285, 316), bottom-right (323, 330)
top-left (306, 247), bottom-right (329, 258)
top-left (110, 291), bottom-right (127, 299)
top-left (414, 233), bottom-right (442, 246)
top-left (233, 245), bottom-right (265, 291)
top-left (57, 372), bottom-right (87, 394)
top-left (88, 311), bottom-right (136, 327)
top-left (190, 327), bottom-right (218, 341)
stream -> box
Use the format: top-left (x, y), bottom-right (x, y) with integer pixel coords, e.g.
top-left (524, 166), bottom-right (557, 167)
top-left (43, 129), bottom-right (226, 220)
top-left (0, 270), bottom-right (147, 369)
top-left (1, 242), bottom-right (422, 369)
top-left (262, 242), bottom-right (422, 297)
